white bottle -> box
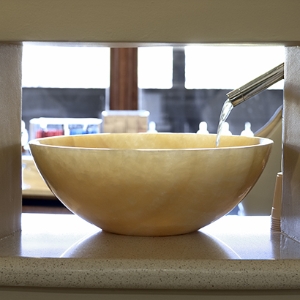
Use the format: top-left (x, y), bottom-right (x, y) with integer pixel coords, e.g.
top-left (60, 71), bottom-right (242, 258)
top-left (197, 121), bottom-right (209, 134)
top-left (147, 121), bottom-right (158, 133)
top-left (240, 122), bottom-right (254, 137)
top-left (21, 120), bottom-right (29, 154)
top-left (21, 120), bottom-right (29, 146)
top-left (220, 122), bottom-right (232, 135)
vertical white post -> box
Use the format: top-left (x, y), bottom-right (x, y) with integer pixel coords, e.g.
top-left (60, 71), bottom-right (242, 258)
top-left (0, 43), bottom-right (22, 238)
top-left (282, 47), bottom-right (300, 242)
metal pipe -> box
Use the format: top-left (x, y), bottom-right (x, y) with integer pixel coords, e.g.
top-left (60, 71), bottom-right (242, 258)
top-left (227, 63), bottom-right (284, 107)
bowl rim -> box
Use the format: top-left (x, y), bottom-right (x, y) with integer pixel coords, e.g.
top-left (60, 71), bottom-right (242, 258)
top-left (28, 133), bottom-right (273, 151)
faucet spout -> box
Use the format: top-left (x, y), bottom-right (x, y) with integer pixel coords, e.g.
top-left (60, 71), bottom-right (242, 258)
top-left (227, 63), bottom-right (284, 107)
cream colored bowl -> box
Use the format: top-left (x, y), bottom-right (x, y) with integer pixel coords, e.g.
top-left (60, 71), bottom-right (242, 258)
top-left (29, 133), bottom-right (272, 236)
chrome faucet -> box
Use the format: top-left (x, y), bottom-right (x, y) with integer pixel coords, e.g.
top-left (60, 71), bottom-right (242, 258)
top-left (227, 63), bottom-right (284, 107)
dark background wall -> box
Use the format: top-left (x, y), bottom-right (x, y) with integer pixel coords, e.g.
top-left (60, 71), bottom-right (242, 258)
top-left (22, 88), bottom-right (106, 130)
top-left (22, 87), bottom-right (283, 137)
top-left (140, 88), bottom-right (283, 135)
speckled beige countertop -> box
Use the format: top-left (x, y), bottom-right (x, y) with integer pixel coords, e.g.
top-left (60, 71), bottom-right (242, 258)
top-left (0, 214), bottom-right (300, 290)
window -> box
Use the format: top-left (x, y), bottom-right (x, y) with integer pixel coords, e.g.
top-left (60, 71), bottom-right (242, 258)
top-left (22, 44), bottom-right (110, 88)
top-left (22, 44), bottom-right (284, 136)
top-left (185, 45), bottom-right (284, 89)
top-left (138, 47), bottom-right (173, 89)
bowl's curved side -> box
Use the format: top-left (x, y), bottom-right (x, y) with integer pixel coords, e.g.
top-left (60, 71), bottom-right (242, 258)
top-left (29, 136), bottom-right (272, 236)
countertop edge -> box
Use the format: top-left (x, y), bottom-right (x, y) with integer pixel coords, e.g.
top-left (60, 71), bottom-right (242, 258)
top-left (1, 257), bottom-right (300, 290)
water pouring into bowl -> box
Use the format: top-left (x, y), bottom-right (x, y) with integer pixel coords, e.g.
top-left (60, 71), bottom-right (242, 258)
top-left (216, 63), bottom-right (284, 146)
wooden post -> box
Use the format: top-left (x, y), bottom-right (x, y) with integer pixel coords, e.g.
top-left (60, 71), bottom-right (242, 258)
top-left (109, 48), bottom-right (138, 110)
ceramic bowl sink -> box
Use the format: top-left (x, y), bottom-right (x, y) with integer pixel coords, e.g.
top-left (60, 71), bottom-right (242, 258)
top-left (29, 133), bottom-right (273, 236)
